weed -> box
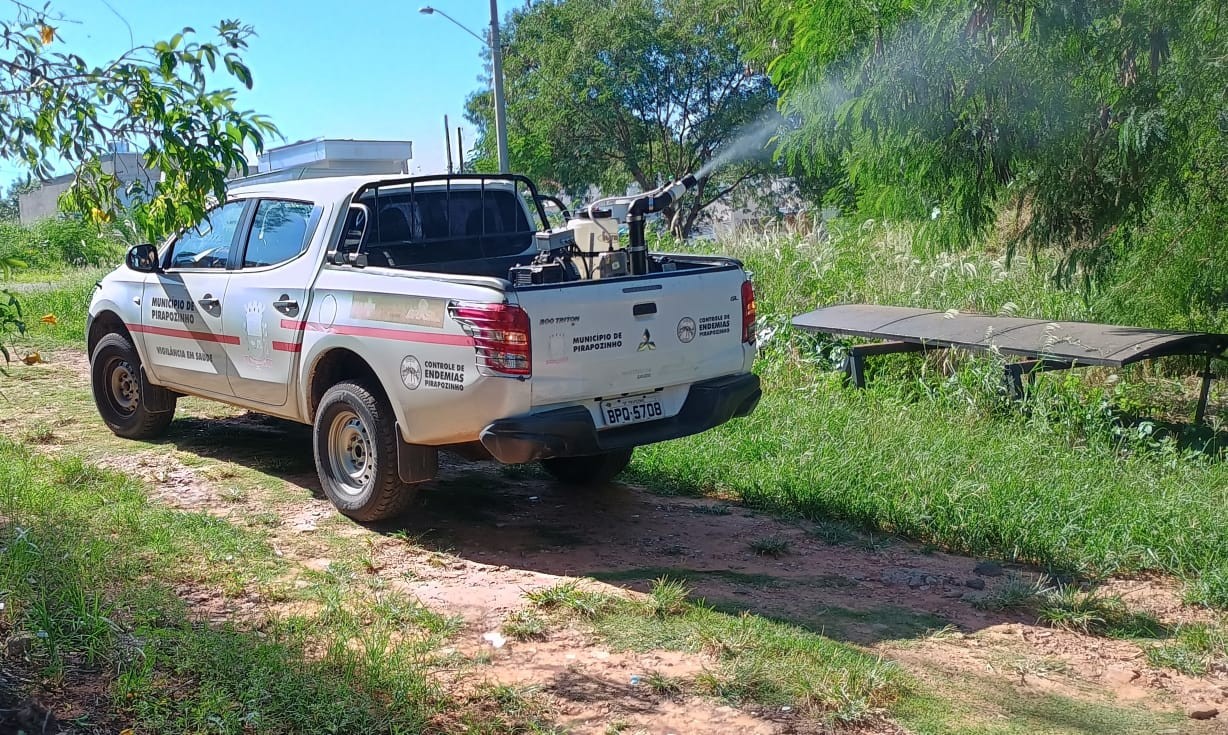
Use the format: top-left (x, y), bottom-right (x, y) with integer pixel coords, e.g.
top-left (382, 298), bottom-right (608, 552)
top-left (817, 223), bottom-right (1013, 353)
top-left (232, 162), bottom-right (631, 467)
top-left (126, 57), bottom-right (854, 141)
top-left (749, 536), bottom-right (790, 557)
top-left (1186, 565), bottom-right (1228, 608)
top-left (971, 573), bottom-right (1049, 611)
top-left (372, 595), bottom-right (462, 637)
top-left (695, 658), bottom-right (787, 705)
top-left (692, 503), bottom-right (732, 515)
top-left (23, 423), bottom-right (56, 444)
top-left (1004, 654), bottom-right (1069, 684)
top-left (855, 532), bottom-right (894, 554)
top-left (646, 577), bottom-right (689, 618)
top-left (387, 528), bottom-right (428, 545)
top-left (502, 609), bottom-right (548, 641)
top-left (217, 486), bottom-right (248, 503)
top-left (525, 580), bottom-right (612, 618)
top-left (810, 520), bottom-right (859, 545)
top-left (642, 669), bottom-right (685, 697)
top-left (1145, 623), bottom-right (1227, 675)
top-left (250, 512), bottom-right (282, 528)
top-left (1037, 586), bottom-right (1167, 638)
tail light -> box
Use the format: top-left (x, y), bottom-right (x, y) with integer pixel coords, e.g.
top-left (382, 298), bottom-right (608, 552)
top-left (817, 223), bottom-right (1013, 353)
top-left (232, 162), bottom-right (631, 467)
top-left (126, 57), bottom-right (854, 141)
top-left (740, 279), bottom-right (757, 344)
top-left (449, 302), bottom-right (532, 376)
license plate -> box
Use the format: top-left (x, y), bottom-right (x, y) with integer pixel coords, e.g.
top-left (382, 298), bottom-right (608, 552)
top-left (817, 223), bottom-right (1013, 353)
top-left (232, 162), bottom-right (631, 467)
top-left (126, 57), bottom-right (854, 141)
top-left (599, 395), bottom-right (665, 427)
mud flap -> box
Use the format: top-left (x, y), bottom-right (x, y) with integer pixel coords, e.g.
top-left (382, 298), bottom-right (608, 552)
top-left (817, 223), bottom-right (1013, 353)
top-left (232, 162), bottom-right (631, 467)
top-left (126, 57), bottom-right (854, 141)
top-left (140, 366), bottom-right (176, 413)
top-left (395, 423), bottom-right (438, 483)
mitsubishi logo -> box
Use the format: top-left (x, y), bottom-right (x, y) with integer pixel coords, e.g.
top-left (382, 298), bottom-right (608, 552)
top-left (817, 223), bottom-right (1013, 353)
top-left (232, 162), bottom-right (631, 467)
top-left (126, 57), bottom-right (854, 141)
top-left (637, 329), bottom-right (656, 351)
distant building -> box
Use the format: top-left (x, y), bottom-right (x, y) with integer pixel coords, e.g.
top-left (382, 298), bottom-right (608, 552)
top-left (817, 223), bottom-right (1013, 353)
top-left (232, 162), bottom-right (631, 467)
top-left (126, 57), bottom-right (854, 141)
top-left (16, 138), bottom-right (415, 224)
top-left (234, 138), bottom-right (414, 185)
top-left (18, 145), bottom-right (157, 224)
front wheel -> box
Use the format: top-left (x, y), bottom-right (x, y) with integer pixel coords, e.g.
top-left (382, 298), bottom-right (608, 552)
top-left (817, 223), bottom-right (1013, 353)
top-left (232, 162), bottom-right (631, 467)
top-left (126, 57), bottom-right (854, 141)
top-left (313, 381), bottom-right (417, 522)
top-left (540, 448), bottom-right (634, 486)
top-left (90, 333), bottom-right (176, 439)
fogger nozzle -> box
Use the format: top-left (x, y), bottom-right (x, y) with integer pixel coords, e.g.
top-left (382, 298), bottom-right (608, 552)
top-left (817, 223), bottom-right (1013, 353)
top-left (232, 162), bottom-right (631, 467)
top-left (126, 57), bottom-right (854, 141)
top-left (625, 173), bottom-right (699, 276)
top-left (628, 174), bottom-right (699, 217)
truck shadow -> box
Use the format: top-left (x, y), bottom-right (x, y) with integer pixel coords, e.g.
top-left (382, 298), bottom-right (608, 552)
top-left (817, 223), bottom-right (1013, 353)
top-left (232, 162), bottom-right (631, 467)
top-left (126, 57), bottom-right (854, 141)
top-left (158, 412), bottom-right (1048, 646)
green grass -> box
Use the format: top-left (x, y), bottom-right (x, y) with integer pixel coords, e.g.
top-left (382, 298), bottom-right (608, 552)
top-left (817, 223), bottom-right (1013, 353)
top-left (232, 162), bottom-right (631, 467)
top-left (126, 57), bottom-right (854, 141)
top-left (0, 440), bottom-right (554, 733)
top-left (747, 535), bottom-right (790, 557)
top-left (526, 578), bottom-right (908, 725)
top-left (5, 266), bottom-right (109, 352)
top-left (898, 686), bottom-right (1188, 735)
top-left (1145, 622), bottom-right (1228, 676)
top-left (1036, 586), bottom-right (1167, 638)
top-left (638, 226), bottom-right (1228, 605)
top-left (501, 608), bottom-right (548, 641)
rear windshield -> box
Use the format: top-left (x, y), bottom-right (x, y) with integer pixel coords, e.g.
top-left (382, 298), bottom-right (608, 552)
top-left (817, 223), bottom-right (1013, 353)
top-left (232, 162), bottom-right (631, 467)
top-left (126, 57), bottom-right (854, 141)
top-left (356, 188), bottom-right (534, 268)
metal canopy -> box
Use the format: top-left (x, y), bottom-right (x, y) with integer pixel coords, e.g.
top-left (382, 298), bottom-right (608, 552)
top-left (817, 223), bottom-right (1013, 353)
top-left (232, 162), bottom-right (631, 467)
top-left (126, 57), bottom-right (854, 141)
top-left (792, 304), bottom-right (1226, 422)
top-left (792, 305), bottom-right (1228, 367)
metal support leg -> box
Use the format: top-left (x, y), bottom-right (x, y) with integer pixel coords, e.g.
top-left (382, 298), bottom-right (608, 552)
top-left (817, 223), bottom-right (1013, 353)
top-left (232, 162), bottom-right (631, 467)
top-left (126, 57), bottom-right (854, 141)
top-left (1005, 363), bottom-right (1026, 401)
top-left (1004, 358), bottom-right (1077, 401)
top-left (842, 341), bottom-right (932, 389)
top-left (846, 354), bottom-right (867, 389)
top-left (1195, 354), bottom-right (1213, 424)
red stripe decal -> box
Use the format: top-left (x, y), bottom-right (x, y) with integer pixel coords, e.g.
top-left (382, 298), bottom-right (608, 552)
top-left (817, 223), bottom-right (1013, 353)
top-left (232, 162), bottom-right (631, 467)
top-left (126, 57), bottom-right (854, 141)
top-left (129, 323), bottom-right (241, 345)
top-left (310, 322), bottom-right (475, 346)
top-left (127, 321), bottom-right (467, 349)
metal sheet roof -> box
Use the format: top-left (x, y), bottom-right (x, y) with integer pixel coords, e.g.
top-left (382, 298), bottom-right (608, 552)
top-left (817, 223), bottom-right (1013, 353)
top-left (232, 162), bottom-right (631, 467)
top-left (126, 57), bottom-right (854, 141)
top-left (792, 305), bottom-right (1228, 367)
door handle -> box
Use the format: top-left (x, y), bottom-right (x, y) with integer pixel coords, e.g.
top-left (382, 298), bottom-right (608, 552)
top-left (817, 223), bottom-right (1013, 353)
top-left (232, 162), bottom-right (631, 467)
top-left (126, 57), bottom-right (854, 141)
top-left (273, 295), bottom-right (300, 316)
top-left (198, 294), bottom-right (220, 309)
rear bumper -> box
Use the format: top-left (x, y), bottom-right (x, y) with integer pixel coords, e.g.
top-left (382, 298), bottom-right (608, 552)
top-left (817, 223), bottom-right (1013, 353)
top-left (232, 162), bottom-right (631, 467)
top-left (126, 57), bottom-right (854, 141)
top-left (479, 373), bottom-right (761, 464)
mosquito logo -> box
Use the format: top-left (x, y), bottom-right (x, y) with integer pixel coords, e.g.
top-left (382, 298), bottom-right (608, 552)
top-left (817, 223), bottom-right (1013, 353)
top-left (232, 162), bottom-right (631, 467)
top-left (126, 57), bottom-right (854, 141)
top-left (676, 317), bottom-right (696, 343)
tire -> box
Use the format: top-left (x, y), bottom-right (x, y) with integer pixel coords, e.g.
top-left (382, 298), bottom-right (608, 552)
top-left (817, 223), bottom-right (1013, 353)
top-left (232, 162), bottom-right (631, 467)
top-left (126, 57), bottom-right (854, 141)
top-left (313, 381), bottom-right (416, 522)
top-left (541, 448), bottom-right (634, 486)
top-left (90, 332), bottom-right (176, 439)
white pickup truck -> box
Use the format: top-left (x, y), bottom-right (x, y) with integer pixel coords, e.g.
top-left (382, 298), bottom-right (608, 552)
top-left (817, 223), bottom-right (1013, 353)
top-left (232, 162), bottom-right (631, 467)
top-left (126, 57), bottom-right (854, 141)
top-left (87, 173), bottom-right (760, 520)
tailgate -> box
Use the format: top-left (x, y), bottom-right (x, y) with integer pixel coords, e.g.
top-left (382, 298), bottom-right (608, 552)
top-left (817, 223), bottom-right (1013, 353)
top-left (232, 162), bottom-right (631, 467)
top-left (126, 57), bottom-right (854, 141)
top-left (515, 264), bottom-right (751, 407)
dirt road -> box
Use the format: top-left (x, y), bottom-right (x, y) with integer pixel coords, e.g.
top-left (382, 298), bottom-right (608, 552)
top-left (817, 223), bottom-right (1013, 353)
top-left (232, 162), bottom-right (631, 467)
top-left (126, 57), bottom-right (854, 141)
top-left (3, 352), bottom-right (1225, 734)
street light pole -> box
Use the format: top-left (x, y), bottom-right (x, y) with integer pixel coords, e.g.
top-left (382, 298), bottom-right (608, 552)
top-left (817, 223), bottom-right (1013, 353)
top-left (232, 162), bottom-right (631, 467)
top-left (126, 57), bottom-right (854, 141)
top-left (419, 4), bottom-right (510, 174)
top-left (488, 0), bottom-right (510, 174)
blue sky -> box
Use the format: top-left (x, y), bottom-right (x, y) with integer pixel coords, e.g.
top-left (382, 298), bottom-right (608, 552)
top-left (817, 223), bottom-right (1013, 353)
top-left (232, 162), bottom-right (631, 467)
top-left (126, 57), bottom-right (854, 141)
top-left (2, 0), bottom-right (500, 184)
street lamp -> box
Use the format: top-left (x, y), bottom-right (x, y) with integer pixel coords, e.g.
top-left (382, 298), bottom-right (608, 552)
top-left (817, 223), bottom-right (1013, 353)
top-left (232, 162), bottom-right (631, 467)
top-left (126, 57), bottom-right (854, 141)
top-left (419, 3), bottom-right (510, 174)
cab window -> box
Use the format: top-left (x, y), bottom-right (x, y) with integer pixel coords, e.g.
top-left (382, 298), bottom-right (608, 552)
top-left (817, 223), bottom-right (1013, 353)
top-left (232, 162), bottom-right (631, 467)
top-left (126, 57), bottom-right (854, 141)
top-left (167, 201), bottom-right (247, 269)
top-left (242, 200), bottom-right (320, 268)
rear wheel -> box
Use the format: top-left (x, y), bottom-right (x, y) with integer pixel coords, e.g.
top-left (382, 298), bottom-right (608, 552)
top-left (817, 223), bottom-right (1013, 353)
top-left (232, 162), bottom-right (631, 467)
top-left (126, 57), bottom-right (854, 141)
top-left (540, 448), bottom-right (634, 486)
top-left (313, 381), bottom-right (416, 522)
top-left (90, 332), bottom-right (176, 439)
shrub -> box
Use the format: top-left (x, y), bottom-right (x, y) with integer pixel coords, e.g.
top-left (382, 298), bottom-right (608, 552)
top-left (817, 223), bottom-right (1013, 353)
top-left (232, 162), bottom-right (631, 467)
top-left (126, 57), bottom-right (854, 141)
top-left (0, 217), bottom-right (124, 270)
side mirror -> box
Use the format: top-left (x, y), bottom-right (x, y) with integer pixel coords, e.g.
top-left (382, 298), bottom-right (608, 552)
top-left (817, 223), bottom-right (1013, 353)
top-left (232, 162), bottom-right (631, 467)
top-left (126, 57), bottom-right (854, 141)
top-left (126, 243), bottom-right (160, 273)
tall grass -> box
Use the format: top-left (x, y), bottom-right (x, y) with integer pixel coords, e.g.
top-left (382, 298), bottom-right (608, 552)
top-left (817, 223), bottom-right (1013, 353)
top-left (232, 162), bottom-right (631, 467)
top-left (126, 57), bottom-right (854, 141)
top-left (0, 218), bottom-right (125, 273)
top-left (641, 222), bottom-right (1228, 604)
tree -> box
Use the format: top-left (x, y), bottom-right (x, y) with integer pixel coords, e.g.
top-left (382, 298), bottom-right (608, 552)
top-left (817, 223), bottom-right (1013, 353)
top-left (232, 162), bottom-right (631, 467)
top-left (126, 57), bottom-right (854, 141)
top-left (757, 0), bottom-right (1228, 293)
top-left (0, 2), bottom-right (277, 240)
top-left (0, 2), bottom-right (275, 361)
top-left (0, 181), bottom-right (21, 222)
top-left (465, 0), bottom-right (777, 238)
